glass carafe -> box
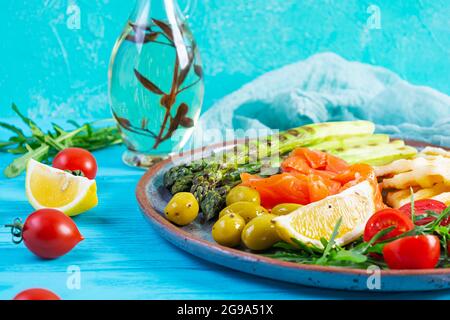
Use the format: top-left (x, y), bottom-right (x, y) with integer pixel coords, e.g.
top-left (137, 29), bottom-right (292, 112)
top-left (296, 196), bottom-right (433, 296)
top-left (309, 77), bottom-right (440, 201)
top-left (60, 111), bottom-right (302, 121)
top-left (108, 0), bottom-right (204, 167)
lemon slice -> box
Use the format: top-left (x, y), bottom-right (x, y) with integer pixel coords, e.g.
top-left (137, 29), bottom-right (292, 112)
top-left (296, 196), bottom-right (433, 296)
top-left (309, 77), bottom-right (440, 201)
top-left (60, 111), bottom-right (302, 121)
top-left (273, 181), bottom-right (376, 248)
top-left (26, 159), bottom-right (98, 216)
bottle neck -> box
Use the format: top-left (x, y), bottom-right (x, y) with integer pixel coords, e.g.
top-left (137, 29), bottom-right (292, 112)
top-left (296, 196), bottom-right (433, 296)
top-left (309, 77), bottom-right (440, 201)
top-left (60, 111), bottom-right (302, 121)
top-left (130, 0), bottom-right (184, 24)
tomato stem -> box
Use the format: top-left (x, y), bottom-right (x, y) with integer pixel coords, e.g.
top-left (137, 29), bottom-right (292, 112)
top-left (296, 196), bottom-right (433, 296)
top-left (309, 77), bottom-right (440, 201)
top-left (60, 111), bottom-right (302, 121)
top-left (4, 218), bottom-right (24, 244)
top-left (64, 169), bottom-right (85, 177)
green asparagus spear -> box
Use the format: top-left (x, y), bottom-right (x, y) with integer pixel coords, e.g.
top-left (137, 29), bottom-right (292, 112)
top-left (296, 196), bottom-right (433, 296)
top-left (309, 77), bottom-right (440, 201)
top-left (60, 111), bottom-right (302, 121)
top-left (200, 185), bottom-right (233, 223)
top-left (163, 161), bottom-right (208, 194)
top-left (189, 162), bottom-right (263, 221)
top-left (164, 121), bottom-right (375, 190)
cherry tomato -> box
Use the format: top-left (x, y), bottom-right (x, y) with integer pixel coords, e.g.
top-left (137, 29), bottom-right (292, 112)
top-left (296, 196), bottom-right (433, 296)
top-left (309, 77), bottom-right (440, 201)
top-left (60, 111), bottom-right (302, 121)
top-left (399, 199), bottom-right (448, 226)
top-left (13, 288), bottom-right (61, 300)
top-left (383, 235), bottom-right (440, 269)
top-left (363, 209), bottom-right (414, 243)
top-left (52, 148), bottom-right (98, 179)
top-left (8, 209), bottom-right (84, 259)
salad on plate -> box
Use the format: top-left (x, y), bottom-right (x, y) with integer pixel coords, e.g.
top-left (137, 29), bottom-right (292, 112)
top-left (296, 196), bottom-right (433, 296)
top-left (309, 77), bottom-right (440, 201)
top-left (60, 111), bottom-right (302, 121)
top-left (162, 121), bottom-right (450, 270)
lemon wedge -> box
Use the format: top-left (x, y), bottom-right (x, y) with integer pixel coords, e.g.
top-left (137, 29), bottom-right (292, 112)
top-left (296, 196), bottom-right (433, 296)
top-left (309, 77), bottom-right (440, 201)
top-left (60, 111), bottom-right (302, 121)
top-left (273, 181), bottom-right (376, 248)
top-left (26, 159), bottom-right (98, 216)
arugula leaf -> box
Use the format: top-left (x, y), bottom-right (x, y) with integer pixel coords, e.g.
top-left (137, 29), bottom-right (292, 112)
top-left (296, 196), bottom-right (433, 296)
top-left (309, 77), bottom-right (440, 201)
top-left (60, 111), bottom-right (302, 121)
top-left (273, 242), bottom-right (297, 251)
top-left (332, 250), bottom-right (367, 263)
top-left (0, 104), bottom-right (123, 178)
top-left (12, 103), bottom-right (45, 138)
top-left (430, 206), bottom-right (450, 228)
top-left (0, 121), bottom-right (25, 138)
top-left (0, 141), bottom-right (16, 149)
top-left (352, 226), bottom-right (395, 255)
top-left (291, 238), bottom-right (322, 255)
top-left (315, 217), bottom-right (342, 265)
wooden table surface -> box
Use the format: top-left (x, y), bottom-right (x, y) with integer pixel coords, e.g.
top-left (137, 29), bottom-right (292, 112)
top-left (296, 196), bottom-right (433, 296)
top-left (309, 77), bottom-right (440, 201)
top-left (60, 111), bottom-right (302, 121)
top-left (1, 142), bottom-right (450, 300)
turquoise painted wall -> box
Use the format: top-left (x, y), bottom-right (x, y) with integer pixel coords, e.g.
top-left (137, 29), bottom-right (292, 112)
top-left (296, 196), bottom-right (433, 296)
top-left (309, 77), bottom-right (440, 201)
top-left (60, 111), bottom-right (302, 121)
top-left (1, 0), bottom-right (449, 119)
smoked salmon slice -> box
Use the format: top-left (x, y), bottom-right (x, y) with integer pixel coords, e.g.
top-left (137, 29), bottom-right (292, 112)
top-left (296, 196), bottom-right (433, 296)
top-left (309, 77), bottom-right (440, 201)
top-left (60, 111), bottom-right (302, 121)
top-left (241, 148), bottom-right (384, 210)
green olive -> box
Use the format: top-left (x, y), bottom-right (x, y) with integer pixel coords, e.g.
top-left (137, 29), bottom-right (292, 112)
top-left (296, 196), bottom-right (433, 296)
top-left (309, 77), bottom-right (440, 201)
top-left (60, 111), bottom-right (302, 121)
top-left (212, 213), bottom-right (246, 247)
top-left (271, 203), bottom-right (302, 216)
top-left (241, 214), bottom-right (280, 251)
top-left (226, 186), bottom-right (260, 206)
top-left (164, 192), bottom-right (199, 226)
top-left (219, 202), bottom-right (268, 223)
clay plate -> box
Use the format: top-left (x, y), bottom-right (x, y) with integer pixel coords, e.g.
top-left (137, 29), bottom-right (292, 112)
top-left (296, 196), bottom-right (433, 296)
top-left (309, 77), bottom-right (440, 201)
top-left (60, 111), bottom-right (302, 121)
top-left (136, 140), bottom-right (450, 291)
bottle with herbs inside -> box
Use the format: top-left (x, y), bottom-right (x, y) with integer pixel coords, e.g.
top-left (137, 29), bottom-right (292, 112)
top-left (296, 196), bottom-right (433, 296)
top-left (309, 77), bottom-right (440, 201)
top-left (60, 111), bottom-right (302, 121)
top-left (109, 0), bottom-right (204, 167)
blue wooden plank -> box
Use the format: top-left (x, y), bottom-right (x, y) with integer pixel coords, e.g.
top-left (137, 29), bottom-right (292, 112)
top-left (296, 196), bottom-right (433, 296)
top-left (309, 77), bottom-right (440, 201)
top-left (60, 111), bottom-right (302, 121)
top-left (0, 140), bottom-right (450, 299)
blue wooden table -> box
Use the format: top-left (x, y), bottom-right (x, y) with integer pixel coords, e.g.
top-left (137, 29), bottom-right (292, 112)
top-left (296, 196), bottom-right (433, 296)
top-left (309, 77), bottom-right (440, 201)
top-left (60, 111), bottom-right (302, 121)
top-left (1, 144), bottom-right (450, 300)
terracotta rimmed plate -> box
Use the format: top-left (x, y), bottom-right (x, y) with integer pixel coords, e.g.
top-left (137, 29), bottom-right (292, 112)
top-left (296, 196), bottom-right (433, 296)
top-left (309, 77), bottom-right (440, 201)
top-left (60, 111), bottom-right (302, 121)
top-left (136, 140), bottom-right (450, 292)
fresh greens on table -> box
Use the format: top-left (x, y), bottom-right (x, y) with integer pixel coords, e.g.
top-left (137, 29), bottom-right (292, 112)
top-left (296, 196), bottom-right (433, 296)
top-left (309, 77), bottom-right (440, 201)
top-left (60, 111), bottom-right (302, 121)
top-left (0, 104), bottom-right (122, 178)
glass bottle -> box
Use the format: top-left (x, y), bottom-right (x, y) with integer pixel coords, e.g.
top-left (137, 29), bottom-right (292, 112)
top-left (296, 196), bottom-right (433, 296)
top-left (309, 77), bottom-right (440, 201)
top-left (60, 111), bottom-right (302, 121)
top-left (108, 0), bottom-right (204, 167)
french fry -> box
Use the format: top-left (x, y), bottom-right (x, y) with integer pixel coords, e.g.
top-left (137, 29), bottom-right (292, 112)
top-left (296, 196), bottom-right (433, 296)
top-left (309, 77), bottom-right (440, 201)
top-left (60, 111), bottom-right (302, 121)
top-left (415, 184), bottom-right (450, 200)
top-left (379, 157), bottom-right (450, 189)
top-left (421, 147), bottom-right (450, 158)
top-left (375, 158), bottom-right (423, 177)
top-left (381, 170), bottom-right (445, 189)
top-left (386, 184), bottom-right (450, 208)
top-left (386, 189), bottom-right (413, 208)
top-left (431, 192), bottom-right (450, 206)
top-left (378, 147), bottom-right (450, 207)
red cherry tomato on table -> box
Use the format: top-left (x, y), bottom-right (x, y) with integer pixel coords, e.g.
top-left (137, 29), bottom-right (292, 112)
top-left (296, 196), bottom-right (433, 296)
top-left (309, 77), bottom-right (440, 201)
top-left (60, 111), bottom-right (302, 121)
top-left (52, 148), bottom-right (98, 179)
top-left (6, 209), bottom-right (84, 259)
top-left (383, 235), bottom-right (440, 269)
top-left (399, 199), bottom-right (448, 226)
top-left (13, 288), bottom-right (61, 300)
top-left (363, 209), bottom-right (415, 243)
